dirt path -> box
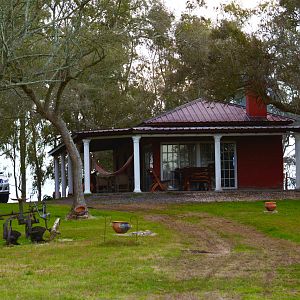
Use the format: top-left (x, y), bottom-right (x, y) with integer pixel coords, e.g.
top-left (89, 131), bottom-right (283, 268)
top-left (146, 212), bottom-right (300, 282)
top-left (94, 202), bottom-right (300, 297)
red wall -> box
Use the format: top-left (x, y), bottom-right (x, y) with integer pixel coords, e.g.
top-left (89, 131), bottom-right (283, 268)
top-left (237, 136), bottom-right (283, 189)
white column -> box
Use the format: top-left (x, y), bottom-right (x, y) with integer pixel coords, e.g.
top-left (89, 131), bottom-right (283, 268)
top-left (83, 139), bottom-right (91, 194)
top-left (54, 156), bottom-right (60, 199)
top-left (295, 133), bottom-right (300, 189)
top-left (214, 135), bottom-right (222, 191)
top-left (60, 153), bottom-right (66, 197)
top-left (132, 135), bottom-right (141, 193)
top-left (67, 154), bottom-right (73, 195)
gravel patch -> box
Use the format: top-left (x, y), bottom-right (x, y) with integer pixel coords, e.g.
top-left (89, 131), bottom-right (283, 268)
top-left (52, 190), bottom-right (300, 206)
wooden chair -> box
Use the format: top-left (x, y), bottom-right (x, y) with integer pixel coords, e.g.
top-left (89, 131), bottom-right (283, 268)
top-left (187, 167), bottom-right (211, 191)
top-left (96, 175), bottom-right (110, 192)
top-left (115, 174), bottom-right (130, 192)
top-left (148, 168), bottom-right (168, 192)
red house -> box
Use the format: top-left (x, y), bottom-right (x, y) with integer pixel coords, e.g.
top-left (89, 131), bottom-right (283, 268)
top-left (49, 95), bottom-right (300, 197)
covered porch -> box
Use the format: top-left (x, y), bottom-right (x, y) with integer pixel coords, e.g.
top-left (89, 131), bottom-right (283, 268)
top-left (51, 132), bottom-right (229, 198)
top-left (50, 129), bottom-right (297, 199)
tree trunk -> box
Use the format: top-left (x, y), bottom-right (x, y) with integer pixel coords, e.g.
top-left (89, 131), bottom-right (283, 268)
top-left (19, 115), bottom-right (26, 200)
top-left (47, 113), bottom-right (87, 217)
top-left (30, 118), bottom-right (43, 201)
top-left (12, 130), bottom-right (19, 199)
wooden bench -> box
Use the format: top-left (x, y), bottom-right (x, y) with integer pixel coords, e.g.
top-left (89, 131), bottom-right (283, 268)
top-left (175, 166), bottom-right (213, 191)
top-left (187, 167), bottom-right (211, 191)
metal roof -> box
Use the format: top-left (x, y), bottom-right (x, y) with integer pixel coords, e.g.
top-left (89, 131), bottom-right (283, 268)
top-left (142, 99), bottom-right (293, 125)
top-left (48, 99), bottom-right (299, 156)
top-left (133, 125), bottom-right (300, 134)
top-left (49, 125), bottom-right (300, 156)
top-left (77, 125), bottom-right (300, 136)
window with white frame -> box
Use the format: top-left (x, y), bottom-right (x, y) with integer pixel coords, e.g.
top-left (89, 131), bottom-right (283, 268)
top-left (199, 143), bottom-right (215, 167)
top-left (161, 141), bottom-right (236, 189)
top-left (162, 144), bottom-right (196, 181)
top-left (221, 143), bottom-right (236, 188)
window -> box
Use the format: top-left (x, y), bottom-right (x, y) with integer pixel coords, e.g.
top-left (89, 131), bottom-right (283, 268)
top-left (221, 143), bottom-right (236, 188)
top-left (200, 143), bottom-right (214, 167)
top-left (161, 141), bottom-right (237, 190)
top-left (162, 144), bottom-right (196, 181)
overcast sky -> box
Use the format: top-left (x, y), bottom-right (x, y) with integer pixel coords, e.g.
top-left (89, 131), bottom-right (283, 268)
top-left (163, 0), bottom-right (262, 19)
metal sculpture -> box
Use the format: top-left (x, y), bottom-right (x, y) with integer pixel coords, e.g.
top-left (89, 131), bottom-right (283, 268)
top-left (0, 199), bottom-right (60, 245)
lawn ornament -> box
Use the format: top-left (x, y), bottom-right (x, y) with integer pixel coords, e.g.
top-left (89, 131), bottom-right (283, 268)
top-left (112, 221), bottom-right (131, 234)
top-left (103, 216), bottom-right (139, 243)
top-left (0, 198), bottom-right (60, 245)
top-left (265, 201), bottom-right (277, 212)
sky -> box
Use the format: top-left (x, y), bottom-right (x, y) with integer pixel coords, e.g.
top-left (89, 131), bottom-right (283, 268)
top-left (163, 0), bottom-right (263, 34)
top-left (164, 0), bottom-right (262, 18)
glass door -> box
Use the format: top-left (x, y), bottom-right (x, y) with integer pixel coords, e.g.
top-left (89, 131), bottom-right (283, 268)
top-left (142, 145), bottom-right (153, 191)
top-left (161, 144), bottom-right (196, 189)
top-left (221, 143), bottom-right (236, 188)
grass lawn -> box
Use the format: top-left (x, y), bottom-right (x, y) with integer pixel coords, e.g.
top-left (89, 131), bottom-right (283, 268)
top-left (0, 200), bottom-right (299, 299)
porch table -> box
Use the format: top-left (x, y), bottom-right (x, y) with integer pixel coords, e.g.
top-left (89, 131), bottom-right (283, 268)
top-left (174, 166), bottom-right (213, 191)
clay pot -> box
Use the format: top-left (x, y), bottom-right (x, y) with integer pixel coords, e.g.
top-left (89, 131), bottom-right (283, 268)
top-left (265, 201), bottom-right (277, 211)
top-left (112, 221), bottom-right (131, 234)
top-left (74, 205), bottom-right (87, 216)
top-left (75, 205), bottom-right (86, 213)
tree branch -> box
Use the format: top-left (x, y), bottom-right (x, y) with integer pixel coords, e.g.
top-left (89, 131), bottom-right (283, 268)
top-left (54, 75), bottom-right (72, 113)
top-left (19, 84), bottom-right (46, 118)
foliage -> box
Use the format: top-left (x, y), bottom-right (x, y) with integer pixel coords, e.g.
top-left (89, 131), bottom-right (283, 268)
top-left (167, 0), bottom-right (300, 114)
top-left (27, 114), bottom-right (53, 200)
top-left (0, 0), bottom-right (163, 211)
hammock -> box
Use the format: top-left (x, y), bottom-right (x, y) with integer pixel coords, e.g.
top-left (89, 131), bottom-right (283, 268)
top-left (93, 154), bottom-right (133, 177)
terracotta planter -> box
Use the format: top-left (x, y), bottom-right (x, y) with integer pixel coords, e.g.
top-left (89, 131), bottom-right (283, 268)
top-left (112, 221), bottom-right (131, 234)
top-left (265, 201), bottom-right (277, 211)
top-left (74, 205), bottom-right (87, 215)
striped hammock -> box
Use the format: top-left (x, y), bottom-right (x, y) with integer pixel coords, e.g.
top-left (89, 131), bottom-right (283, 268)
top-left (93, 155), bottom-right (133, 177)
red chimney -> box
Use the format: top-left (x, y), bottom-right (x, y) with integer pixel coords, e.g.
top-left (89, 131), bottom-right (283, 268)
top-left (246, 93), bottom-right (267, 117)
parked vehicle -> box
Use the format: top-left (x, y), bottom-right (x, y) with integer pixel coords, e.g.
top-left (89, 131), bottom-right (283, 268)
top-left (0, 171), bottom-right (9, 203)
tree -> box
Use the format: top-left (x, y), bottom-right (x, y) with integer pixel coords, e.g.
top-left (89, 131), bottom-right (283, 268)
top-left (0, 89), bottom-right (32, 199)
top-left (0, 0), bottom-right (154, 217)
top-left (27, 113), bottom-right (53, 201)
top-left (170, 1), bottom-right (300, 113)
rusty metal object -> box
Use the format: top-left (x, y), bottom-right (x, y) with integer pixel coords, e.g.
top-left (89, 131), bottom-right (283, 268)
top-left (1, 199), bottom-right (56, 245)
top-left (3, 218), bottom-right (21, 245)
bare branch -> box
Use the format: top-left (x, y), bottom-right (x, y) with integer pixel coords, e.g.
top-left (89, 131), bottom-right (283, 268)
top-left (8, 54), bottom-right (55, 63)
top-left (0, 80), bottom-right (62, 90)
